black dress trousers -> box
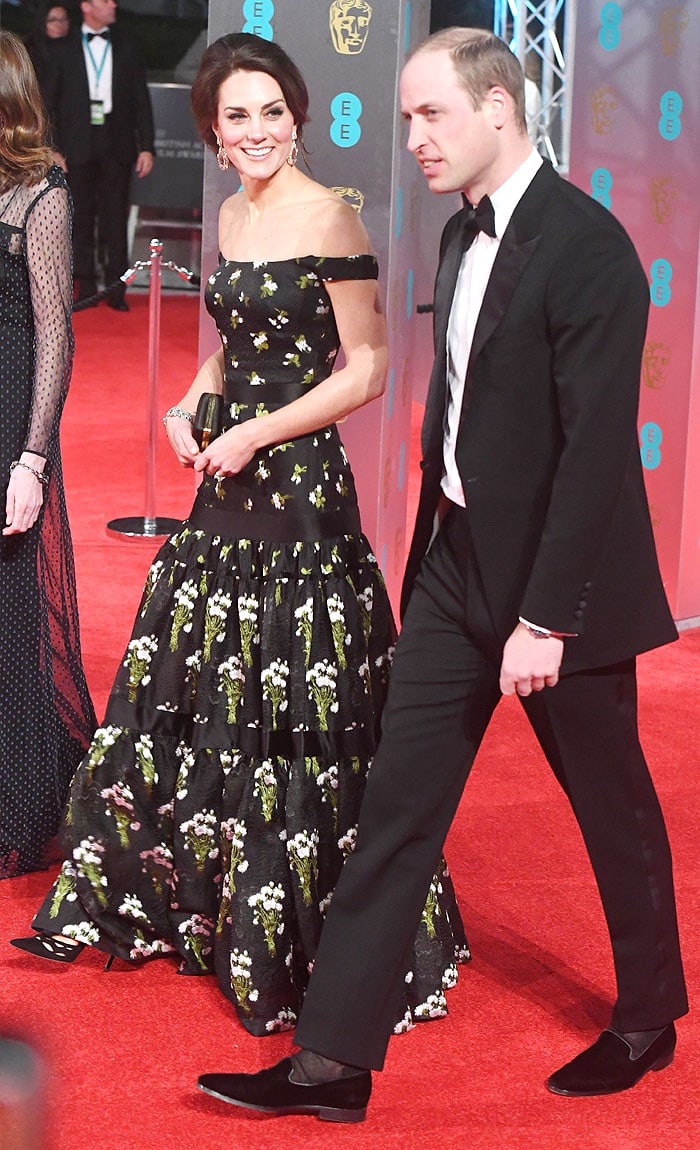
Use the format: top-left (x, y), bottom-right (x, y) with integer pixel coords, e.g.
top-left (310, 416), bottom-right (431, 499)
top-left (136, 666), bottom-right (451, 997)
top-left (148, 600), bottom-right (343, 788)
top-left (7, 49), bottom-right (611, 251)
top-left (294, 503), bottom-right (687, 1070)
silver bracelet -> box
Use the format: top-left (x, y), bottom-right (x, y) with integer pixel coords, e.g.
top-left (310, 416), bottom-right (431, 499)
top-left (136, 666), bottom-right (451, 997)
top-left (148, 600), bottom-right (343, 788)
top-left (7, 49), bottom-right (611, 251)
top-left (162, 406), bottom-right (194, 428)
top-left (10, 459), bottom-right (49, 486)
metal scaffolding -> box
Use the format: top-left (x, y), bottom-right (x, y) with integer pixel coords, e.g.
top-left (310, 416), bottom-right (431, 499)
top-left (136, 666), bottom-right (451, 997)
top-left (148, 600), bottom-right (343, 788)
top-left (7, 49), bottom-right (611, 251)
top-left (493, 0), bottom-right (577, 173)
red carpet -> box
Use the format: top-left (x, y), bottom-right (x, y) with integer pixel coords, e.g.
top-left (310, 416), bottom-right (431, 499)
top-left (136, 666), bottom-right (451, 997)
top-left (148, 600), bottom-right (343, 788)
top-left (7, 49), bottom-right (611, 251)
top-left (1, 295), bottom-right (699, 1149)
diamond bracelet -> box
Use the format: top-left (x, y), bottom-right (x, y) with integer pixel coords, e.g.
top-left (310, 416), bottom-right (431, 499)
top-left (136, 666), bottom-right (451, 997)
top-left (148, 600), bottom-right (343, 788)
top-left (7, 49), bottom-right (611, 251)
top-left (162, 406), bottom-right (194, 428)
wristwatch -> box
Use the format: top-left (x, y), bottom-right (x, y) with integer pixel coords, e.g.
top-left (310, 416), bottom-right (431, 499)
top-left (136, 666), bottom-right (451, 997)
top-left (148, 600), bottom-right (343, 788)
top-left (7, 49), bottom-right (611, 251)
top-left (518, 617), bottom-right (572, 640)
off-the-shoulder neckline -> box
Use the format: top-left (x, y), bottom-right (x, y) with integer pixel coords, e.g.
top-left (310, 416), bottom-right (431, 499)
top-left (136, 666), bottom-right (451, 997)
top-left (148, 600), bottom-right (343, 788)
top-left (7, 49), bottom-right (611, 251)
top-left (217, 252), bottom-right (376, 266)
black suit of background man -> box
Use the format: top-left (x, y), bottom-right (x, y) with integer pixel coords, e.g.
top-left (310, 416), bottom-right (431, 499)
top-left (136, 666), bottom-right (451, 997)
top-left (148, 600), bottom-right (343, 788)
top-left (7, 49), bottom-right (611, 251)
top-left (41, 1), bottom-right (154, 308)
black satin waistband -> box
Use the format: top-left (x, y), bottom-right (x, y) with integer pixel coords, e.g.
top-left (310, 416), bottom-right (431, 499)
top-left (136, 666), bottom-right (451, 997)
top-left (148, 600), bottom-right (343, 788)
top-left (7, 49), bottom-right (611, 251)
top-left (188, 501), bottom-right (361, 543)
top-left (222, 380), bottom-right (333, 404)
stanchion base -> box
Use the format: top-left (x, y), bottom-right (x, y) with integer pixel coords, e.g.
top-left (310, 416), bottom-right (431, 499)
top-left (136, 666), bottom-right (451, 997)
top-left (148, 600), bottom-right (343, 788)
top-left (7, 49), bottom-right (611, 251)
top-left (106, 515), bottom-right (182, 539)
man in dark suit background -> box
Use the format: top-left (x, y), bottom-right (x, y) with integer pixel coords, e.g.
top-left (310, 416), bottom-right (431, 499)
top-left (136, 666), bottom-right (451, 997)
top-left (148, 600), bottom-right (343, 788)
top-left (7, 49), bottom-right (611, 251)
top-left (195, 28), bottom-right (688, 1121)
top-left (41, 0), bottom-right (154, 309)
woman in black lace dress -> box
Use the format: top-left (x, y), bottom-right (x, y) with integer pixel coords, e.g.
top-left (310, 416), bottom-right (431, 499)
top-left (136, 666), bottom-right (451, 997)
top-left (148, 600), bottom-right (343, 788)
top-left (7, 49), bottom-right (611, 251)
top-left (0, 32), bottom-right (95, 879)
top-left (14, 33), bottom-right (469, 1034)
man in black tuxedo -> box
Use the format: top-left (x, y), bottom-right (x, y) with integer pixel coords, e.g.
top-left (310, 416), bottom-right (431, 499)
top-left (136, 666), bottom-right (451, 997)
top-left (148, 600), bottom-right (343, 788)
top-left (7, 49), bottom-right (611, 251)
top-left (41, 0), bottom-right (154, 310)
top-left (196, 29), bottom-right (687, 1121)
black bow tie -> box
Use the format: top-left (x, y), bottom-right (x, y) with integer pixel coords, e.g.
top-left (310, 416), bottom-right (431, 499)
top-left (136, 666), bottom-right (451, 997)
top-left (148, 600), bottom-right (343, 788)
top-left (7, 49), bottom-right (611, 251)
top-left (463, 195), bottom-right (496, 240)
top-left (87, 30), bottom-right (110, 41)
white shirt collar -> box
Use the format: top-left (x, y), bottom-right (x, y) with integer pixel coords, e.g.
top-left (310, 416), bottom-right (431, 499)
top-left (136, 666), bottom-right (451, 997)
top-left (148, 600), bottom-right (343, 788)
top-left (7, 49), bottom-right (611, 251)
top-left (487, 149), bottom-right (543, 239)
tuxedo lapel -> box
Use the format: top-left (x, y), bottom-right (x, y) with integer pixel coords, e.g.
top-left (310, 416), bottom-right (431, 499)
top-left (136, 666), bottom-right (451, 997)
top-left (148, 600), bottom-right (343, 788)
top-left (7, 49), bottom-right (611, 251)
top-left (421, 211), bottom-right (472, 460)
top-left (433, 214), bottom-right (469, 355)
top-left (462, 162), bottom-right (557, 404)
top-left (467, 232), bottom-right (539, 369)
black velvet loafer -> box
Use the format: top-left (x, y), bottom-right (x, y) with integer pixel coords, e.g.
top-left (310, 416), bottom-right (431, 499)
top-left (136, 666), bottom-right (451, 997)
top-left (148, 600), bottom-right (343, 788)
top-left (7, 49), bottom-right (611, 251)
top-left (547, 1024), bottom-right (676, 1096)
top-left (197, 1057), bottom-right (371, 1123)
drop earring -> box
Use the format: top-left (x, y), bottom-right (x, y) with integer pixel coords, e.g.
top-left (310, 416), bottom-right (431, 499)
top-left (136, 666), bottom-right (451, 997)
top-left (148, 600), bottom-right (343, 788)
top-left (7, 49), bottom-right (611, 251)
top-left (287, 127), bottom-right (298, 167)
top-left (214, 131), bottom-right (229, 172)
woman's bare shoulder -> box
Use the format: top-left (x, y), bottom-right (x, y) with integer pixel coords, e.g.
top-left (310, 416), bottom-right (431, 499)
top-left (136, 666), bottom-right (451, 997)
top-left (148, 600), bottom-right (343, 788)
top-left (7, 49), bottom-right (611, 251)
top-left (300, 183), bottom-right (372, 258)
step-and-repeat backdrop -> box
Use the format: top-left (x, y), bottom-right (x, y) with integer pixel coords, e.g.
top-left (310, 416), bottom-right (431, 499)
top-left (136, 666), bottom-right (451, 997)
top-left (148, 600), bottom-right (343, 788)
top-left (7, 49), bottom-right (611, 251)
top-left (568, 2), bottom-right (699, 624)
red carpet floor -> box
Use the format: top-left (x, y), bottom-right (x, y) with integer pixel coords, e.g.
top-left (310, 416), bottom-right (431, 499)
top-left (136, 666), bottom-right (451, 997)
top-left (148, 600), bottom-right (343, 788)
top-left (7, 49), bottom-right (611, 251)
top-left (1, 294), bottom-right (699, 1149)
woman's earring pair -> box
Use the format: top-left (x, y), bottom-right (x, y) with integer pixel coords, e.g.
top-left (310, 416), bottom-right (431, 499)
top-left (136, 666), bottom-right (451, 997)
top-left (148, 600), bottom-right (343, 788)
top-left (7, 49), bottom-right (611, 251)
top-left (214, 132), bottom-right (229, 172)
top-left (287, 127), bottom-right (298, 167)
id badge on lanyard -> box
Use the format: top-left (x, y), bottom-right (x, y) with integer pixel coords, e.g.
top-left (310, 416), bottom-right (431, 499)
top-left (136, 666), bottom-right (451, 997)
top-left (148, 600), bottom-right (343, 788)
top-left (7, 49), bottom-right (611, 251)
top-left (85, 35), bottom-right (109, 123)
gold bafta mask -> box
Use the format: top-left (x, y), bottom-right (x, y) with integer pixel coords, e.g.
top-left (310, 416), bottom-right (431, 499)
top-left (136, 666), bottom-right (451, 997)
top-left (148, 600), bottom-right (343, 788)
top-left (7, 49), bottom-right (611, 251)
top-left (591, 85), bottom-right (619, 134)
top-left (329, 0), bottom-right (372, 55)
top-left (659, 7), bottom-right (689, 55)
top-left (650, 176), bottom-right (680, 224)
top-left (642, 341), bottom-right (671, 390)
top-left (330, 186), bottom-right (365, 213)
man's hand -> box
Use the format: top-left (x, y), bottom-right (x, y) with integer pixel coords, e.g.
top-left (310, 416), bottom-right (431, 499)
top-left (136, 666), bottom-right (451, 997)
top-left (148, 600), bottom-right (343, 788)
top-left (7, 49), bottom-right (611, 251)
top-left (499, 621), bottom-right (564, 696)
top-left (135, 151), bottom-right (154, 178)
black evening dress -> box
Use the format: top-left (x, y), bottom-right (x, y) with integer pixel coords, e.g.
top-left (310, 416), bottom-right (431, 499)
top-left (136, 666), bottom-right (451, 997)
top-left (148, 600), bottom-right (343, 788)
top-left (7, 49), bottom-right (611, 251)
top-left (33, 253), bottom-right (469, 1033)
top-left (0, 166), bottom-right (96, 879)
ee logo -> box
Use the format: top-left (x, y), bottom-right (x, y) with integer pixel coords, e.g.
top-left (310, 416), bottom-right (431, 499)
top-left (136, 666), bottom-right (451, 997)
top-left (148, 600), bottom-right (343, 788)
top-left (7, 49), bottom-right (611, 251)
top-left (242, 0), bottom-right (274, 40)
top-left (330, 92), bottom-right (362, 147)
top-left (659, 90), bottom-right (682, 140)
top-left (599, 2), bottom-right (622, 51)
top-left (640, 422), bottom-right (662, 471)
top-left (650, 259), bottom-right (672, 307)
top-left (591, 167), bottom-right (612, 209)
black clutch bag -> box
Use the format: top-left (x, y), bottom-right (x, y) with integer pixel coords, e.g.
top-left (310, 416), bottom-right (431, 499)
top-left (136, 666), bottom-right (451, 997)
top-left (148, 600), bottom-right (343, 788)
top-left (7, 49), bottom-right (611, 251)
top-left (193, 392), bottom-right (224, 449)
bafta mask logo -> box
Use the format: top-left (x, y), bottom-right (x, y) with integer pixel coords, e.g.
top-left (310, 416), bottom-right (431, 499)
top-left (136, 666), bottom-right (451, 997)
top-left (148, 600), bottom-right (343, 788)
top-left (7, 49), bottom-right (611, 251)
top-left (330, 186), bottom-right (365, 213)
top-left (329, 0), bottom-right (372, 55)
top-left (591, 85), bottom-right (619, 134)
top-left (650, 176), bottom-right (680, 224)
top-left (642, 341), bottom-right (671, 390)
top-left (659, 7), bottom-right (689, 55)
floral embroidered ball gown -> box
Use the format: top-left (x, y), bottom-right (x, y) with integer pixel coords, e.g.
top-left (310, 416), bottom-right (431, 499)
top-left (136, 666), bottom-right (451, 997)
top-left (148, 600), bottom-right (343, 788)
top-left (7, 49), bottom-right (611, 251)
top-left (31, 251), bottom-right (470, 1033)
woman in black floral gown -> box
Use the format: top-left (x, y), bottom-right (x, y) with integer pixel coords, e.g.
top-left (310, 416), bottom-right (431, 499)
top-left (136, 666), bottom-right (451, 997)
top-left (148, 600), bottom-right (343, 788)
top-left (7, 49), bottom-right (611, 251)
top-left (15, 32), bottom-right (469, 1035)
top-left (0, 32), bottom-right (95, 880)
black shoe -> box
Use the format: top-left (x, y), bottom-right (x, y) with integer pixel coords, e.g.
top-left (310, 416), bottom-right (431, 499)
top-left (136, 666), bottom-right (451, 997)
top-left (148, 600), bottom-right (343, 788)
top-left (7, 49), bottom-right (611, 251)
top-left (197, 1057), bottom-right (371, 1123)
top-left (546, 1024), bottom-right (676, 1096)
top-left (10, 934), bottom-right (85, 964)
top-left (107, 298), bottom-right (129, 312)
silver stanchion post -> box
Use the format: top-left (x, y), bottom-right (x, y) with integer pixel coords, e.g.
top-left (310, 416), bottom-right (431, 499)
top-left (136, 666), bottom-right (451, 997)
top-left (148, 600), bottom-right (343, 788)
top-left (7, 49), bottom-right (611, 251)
top-left (107, 238), bottom-right (185, 539)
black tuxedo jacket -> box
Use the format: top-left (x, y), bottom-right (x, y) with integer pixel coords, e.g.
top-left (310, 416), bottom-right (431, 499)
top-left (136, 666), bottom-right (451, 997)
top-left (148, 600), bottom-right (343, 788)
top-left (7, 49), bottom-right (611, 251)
top-left (41, 29), bottom-right (155, 168)
top-left (402, 161), bottom-right (677, 674)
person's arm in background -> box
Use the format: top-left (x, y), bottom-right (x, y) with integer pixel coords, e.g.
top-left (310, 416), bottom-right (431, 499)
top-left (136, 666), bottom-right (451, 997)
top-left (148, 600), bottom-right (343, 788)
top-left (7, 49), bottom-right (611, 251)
top-left (4, 182), bottom-right (73, 535)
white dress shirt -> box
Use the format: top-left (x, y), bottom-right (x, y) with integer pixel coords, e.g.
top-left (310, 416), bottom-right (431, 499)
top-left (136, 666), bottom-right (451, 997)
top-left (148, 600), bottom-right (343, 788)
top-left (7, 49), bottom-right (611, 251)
top-left (81, 24), bottom-right (113, 115)
top-left (441, 148), bottom-right (543, 506)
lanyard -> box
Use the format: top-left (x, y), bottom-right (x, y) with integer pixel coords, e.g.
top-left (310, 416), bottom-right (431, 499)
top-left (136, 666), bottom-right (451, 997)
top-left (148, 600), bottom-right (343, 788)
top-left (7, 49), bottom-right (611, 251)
top-left (83, 33), bottom-right (110, 89)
